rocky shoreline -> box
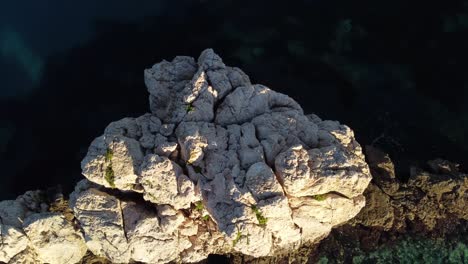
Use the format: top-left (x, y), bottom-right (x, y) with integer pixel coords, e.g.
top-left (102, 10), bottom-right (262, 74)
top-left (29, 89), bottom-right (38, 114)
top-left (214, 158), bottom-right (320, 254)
top-left (1, 50), bottom-right (466, 263)
top-left (1, 145), bottom-right (465, 264)
top-left (229, 146), bottom-right (468, 263)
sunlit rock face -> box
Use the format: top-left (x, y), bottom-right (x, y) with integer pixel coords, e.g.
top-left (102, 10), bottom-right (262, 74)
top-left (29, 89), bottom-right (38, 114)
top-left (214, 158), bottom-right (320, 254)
top-left (0, 49), bottom-right (371, 264)
top-left (75, 49), bottom-right (372, 263)
top-left (0, 190), bottom-right (88, 264)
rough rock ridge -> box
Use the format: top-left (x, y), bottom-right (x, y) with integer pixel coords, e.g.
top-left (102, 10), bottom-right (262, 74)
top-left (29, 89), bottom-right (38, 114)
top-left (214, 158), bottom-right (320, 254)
top-left (0, 49), bottom-right (371, 264)
top-left (308, 146), bottom-right (468, 263)
top-left (352, 147), bottom-right (468, 233)
top-left (222, 147), bottom-right (468, 264)
top-left (0, 190), bottom-right (87, 264)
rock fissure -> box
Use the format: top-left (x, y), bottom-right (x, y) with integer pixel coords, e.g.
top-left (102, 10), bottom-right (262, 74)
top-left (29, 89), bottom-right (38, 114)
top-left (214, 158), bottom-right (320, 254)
top-left (0, 216), bottom-right (4, 246)
top-left (117, 199), bottom-right (129, 243)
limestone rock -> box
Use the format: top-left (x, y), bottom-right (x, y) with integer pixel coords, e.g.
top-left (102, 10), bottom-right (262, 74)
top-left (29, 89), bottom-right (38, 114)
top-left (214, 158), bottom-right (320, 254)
top-left (23, 213), bottom-right (87, 264)
top-left (215, 84), bottom-right (302, 126)
top-left (139, 154), bottom-right (198, 209)
top-left (81, 134), bottom-right (144, 191)
top-left (0, 190), bottom-right (50, 263)
top-left (7, 246), bottom-right (41, 264)
top-left (257, 196), bottom-right (301, 251)
top-left (69, 180), bottom-right (206, 264)
top-left (0, 224), bottom-right (28, 263)
top-left (365, 145), bottom-right (399, 195)
top-left (352, 146), bottom-right (468, 232)
top-left (0, 190), bottom-right (78, 263)
top-left (311, 148), bottom-right (468, 264)
top-left (69, 180), bottom-right (131, 263)
top-left (74, 49), bottom-right (372, 263)
top-left (352, 184), bottom-right (395, 230)
top-left (245, 162), bottom-right (283, 200)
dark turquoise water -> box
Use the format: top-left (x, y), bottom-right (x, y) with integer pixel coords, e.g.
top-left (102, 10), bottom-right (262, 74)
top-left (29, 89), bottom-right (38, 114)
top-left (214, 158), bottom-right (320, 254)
top-left (0, 0), bottom-right (167, 98)
top-left (1, 0), bottom-right (468, 199)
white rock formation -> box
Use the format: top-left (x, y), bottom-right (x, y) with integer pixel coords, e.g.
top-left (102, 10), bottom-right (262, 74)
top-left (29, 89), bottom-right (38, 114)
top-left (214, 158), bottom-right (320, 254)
top-left (0, 224), bottom-right (28, 263)
top-left (23, 213), bottom-right (87, 264)
top-left (76, 49), bottom-right (372, 263)
top-left (0, 191), bottom-right (48, 263)
top-left (0, 190), bottom-right (86, 264)
top-left (0, 49), bottom-right (371, 264)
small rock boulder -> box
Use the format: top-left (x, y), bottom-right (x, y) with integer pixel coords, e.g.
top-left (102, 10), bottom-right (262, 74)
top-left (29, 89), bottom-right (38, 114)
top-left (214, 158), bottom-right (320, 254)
top-left (23, 213), bottom-right (87, 264)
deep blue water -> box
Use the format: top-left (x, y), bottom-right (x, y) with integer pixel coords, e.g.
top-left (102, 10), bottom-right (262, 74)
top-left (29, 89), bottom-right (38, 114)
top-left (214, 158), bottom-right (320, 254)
top-left (1, 0), bottom-right (468, 199)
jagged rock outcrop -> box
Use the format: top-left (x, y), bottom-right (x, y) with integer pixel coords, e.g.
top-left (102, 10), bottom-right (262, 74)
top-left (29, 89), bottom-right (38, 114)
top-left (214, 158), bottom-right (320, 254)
top-left (222, 147), bottom-right (468, 264)
top-left (23, 213), bottom-right (87, 264)
top-left (0, 190), bottom-right (88, 264)
top-left (75, 49), bottom-right (371, 263)
top-left (352, 146), bottom-right (468, 232)
top-left (307, 146), bottom-right (468, 263)
top-left (0, 49), bottom-right (372, 264)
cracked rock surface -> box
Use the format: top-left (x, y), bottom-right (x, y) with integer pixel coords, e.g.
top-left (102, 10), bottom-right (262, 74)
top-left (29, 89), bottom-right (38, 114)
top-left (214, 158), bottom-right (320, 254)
top-left (23, 213), bottom-right (87, 264)
top-left (0, 190), bottom-right (87, 264)
top-left (0, 49), bottom-right (371, 264)
top-left (352, 146), bottom-right (468, 232)
top-left (76, 49), bottom-right (371, 263)
top-left (303, 147), bottom-right (468, 264)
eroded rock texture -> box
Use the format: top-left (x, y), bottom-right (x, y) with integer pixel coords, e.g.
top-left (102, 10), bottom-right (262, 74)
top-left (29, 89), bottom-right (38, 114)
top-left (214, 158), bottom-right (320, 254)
top-left (308, 146), bottom-right (468, 264)
top-left (222, 147), bottom-right (468, 264)
top-left (0, 49), bottom-right (371, 264)
top-left (353, 146), bottom-right (468, 232)
top-left (0, 190), bottom-right (87, 264)
top-left (75, 49), bottom-right (371, 263)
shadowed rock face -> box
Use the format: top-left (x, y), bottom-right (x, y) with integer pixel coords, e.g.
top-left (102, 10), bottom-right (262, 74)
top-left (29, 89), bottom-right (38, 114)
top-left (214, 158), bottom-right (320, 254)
top-left (0, 49), bottom-right (372, 264)
top-left (353, 146), bottom-right (468, 233)
top-left (302, 147), bottom-right (468, 264)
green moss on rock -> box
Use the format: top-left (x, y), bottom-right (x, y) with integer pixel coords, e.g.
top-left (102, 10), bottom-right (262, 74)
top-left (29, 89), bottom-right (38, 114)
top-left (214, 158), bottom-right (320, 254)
top-left (251, 205), bottom-right (268, 227)
top-left (105, 165), bottom-right (115, 188)
top-left (195, 201), bottom-right (204, 211)
top-left (105, 148), bottom-right (113, 162)
top-left (312, 194), bottom-right (327, 201)
top-left (104, 148), bottom-right (115, 188)
top-left (186, 104), bottom-right (194, 113)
